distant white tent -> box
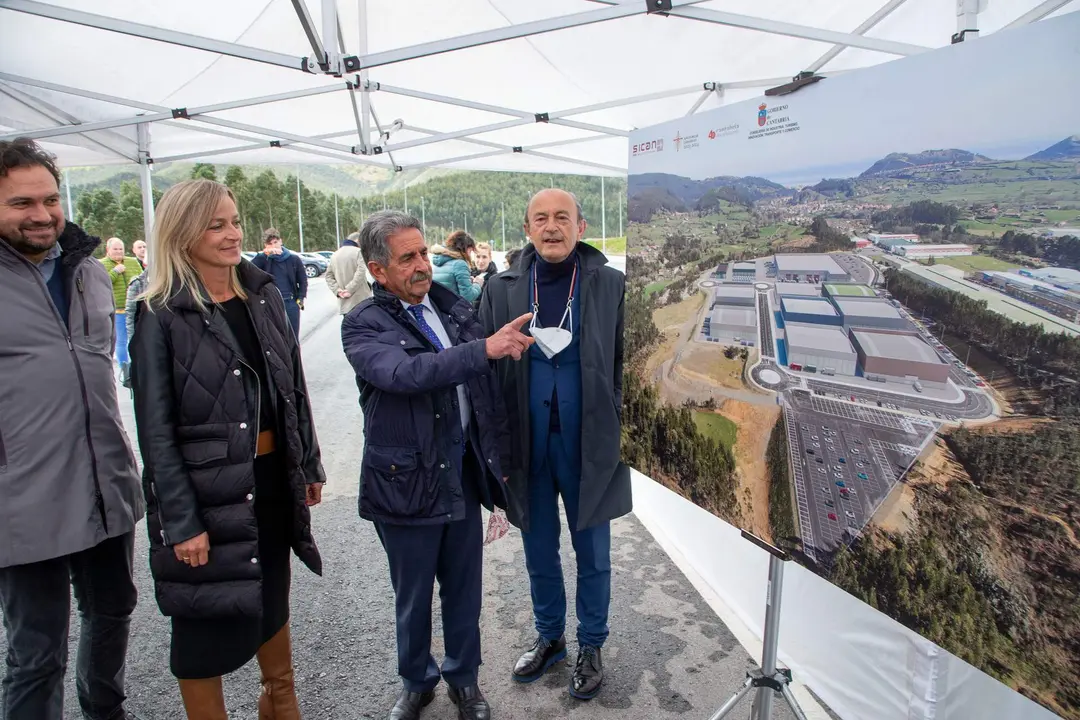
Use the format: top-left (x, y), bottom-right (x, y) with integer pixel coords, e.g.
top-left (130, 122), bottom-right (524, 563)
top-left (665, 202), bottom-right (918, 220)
top-left (1, 0), bottom-right (1075, 178)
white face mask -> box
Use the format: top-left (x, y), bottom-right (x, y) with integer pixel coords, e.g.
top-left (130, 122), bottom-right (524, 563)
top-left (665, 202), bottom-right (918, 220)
top-left (530, 258), bottom-right (577, 359)
top-left (530, 303), bottom-right (573, 359)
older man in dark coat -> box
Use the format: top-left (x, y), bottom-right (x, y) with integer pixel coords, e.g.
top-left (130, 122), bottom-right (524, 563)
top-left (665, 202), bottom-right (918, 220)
top-left (341, 210), bottom-right (535, 720)
top-left (479, 188), bottom-right (628, 701)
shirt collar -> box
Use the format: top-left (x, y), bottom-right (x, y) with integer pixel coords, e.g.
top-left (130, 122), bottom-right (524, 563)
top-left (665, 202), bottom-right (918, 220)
top-left (36, 242), bottom-right (62, 266)
top-left (399, 294), bottom-right (435, 315)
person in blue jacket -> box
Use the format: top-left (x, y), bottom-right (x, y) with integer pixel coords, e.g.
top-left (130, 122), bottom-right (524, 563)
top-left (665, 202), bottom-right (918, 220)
top-left (431, 230), bottom-right (482, 303)
top-left (341, 210), bottom-right (536, 720)
top-left (251, 228), bottom-right (307, 337)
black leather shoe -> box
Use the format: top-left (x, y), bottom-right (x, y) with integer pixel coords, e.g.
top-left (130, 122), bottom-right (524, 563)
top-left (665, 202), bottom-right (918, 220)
top-left (448, 684), bottom-right (491, 720)
top-left (388, 687), bottom-right (435, 720)
top-left (512, 634), bottom-right (567, 683)
top-left (569, 645), bottom-right (603, 700)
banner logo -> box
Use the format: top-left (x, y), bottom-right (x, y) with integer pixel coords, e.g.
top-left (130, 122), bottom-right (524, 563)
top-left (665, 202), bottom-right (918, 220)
top-left (673, 132), bottom-right (683, 151)
top-left (757, 103), bottom-right (768, 127)
top-left (709, 123), bottom-right (740, 139)
top-left (632, 138), bottom-right (664, 155)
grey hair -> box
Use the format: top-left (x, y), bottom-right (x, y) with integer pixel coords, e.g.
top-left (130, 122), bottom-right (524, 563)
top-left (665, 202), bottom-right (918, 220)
top-left (359, 209), bottom-right (423, 268)
top-left (524, 189), bottom-right (585, 225)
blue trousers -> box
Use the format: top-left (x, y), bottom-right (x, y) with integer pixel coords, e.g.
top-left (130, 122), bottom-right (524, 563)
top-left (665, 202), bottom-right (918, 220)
top-left (374, 448), bottom-right (484, 693)
top-left (282, 297), bottom-right (301, 339)
top-left (113, 313), bottom-right (128, 367)
top-left (522, 432), bottom-right (611, 648)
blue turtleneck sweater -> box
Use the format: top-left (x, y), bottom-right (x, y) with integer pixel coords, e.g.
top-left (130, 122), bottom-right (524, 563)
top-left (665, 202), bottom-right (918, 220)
top-left (533, 248), bottom-right (578, 431)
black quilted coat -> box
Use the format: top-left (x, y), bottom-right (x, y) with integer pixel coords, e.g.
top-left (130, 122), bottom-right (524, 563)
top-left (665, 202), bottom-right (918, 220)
top-left (129, 260), bottom-right (324, 619)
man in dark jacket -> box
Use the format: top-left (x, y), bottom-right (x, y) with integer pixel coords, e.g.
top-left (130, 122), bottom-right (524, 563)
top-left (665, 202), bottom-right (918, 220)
top-left (0, 138), bottom-right (144, 720)
top-left (342, 210), bottom-right (534, 720)
top-left (251, 227), bottom-right (307, 337)
top-left (479, 188), bottom-right (628, 701)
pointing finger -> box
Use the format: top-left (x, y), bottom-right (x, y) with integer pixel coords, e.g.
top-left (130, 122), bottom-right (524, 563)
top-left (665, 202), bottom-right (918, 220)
top-left (508, 313), bottom-right (533, 331)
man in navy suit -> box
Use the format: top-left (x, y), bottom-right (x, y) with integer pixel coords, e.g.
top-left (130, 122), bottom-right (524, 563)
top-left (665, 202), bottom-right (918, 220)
top-left (342, 210), bottom-right (534, 720)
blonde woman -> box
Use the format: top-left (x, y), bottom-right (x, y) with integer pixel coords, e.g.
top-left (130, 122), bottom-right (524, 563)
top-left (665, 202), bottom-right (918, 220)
top-left (129, 179), bottom-right (325, 718)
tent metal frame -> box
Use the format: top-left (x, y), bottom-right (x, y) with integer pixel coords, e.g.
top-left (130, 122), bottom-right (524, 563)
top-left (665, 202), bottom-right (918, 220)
top-left (0, 0), bottom-right (1070, 239)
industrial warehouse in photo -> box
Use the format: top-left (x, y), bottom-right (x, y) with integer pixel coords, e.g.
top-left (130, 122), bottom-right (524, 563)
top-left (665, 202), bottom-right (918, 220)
top-left (784, 323), bottom-right (858, 376)
top-left (704, 283), bottom-right (758, 344)
top-left (773, 254), bottom-right (850, 284)
top-left (711, 284), bottom-right (757, 308)
top-left (851, 329), bottom-right (951, 386)
top-left (833, 297), bottom-right (913, 331)
top-left (781, 297), bottom-right (843, 326)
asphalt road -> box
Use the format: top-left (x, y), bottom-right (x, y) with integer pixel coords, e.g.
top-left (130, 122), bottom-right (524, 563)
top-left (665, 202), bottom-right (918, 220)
top-left (1, 276), bottom-right (813, 720)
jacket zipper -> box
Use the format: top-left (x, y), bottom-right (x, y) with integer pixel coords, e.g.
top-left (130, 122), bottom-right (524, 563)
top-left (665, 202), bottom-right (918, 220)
top-left (26, 261), bottom-right (108, 531)
top-left (76, 275), bottom-right (90, 339)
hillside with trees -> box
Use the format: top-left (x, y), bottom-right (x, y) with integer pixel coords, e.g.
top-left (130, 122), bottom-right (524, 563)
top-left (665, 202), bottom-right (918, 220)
top-left (65, 163), bottom-right (627, 251)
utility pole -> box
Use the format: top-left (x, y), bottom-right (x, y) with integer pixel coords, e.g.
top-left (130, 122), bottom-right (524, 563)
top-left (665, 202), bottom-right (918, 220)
top-left (501, 202), bottom-right (506, 251)
top-left (618, 190), bottom-right (623, 238)
top-left (334, 193), bottom-right (340, 246)
top-left (360, 197), bottom-right (364, 223)
top-left (63, 170), bottom-right (74, 221)
top-left (421, 196), bottom-right (426, 237)
top-left (601, 175), bottom-right (607, 254)
top-left (295, 167), bottom-right (304, 253)
top-left (404, 185), bottom-right (409, 214)
top-left (464, 213), bottom-right (468, 234)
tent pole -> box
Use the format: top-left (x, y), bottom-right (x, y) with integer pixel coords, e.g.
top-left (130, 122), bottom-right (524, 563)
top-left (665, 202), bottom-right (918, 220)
top-left (806, 0), bottom-right (908, 72)
top-left (1005, 0), bottom-right (1072, 28)
top-left (296, 167), bottom-right (304, 253)
top-left (358, 0), bottom-right (372, 153)
top-left (137, 123), bottom-right (155, 255)
top-left (320, 0), bottom-right (338, 67)
top-left (956, 0), bottom-right (982, 39)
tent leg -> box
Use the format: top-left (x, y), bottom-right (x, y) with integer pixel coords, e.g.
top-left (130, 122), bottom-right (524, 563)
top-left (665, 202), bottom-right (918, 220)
top-left (137, 123), bottom-right (155, 258)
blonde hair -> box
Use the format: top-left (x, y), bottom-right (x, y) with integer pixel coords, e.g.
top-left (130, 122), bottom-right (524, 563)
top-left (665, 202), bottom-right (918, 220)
top-left (475, 242), bottom-right (491, 253)
top-left (142, 179), bottom-right (246, 312)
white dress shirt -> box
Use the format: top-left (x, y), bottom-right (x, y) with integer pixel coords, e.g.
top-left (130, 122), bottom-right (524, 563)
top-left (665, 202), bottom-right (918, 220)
top-left (401, 296), bottom-right (471, 434)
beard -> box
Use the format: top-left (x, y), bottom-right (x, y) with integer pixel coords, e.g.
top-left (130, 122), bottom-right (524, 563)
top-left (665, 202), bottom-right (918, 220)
top-left (1, 220), bottom-right (61, 256)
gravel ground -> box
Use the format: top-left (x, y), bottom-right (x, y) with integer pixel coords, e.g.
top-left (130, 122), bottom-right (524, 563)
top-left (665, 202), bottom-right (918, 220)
top-left (0, 279), bottom-right (823, 719)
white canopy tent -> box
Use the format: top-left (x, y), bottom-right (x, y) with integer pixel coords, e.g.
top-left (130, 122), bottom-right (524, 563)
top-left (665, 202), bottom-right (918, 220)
top-left (1, 0), bottom-right (1076, 240)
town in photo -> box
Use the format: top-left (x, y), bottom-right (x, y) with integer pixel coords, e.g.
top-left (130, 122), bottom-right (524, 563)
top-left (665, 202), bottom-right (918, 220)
top-left (624, 133), bottom-right (1080, 718)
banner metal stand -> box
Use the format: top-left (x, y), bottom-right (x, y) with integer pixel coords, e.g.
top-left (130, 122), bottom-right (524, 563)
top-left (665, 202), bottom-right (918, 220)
top-left (708, 530), bottom-right (808, 720)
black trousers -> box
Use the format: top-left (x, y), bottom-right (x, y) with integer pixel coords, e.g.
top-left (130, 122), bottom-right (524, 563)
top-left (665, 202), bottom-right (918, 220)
top-left (374, 444), bottom-right (484, 693)
top-left (0, 532), bottom-right (137, 720)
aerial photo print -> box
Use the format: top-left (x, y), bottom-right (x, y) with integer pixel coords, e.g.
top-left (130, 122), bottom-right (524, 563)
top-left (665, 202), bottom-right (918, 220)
top-left (623, 12), bottom-right (1080, 718)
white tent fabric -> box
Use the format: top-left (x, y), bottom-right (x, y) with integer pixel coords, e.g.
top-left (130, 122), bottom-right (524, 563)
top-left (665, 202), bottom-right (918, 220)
top-left (1, 0), bottom-right (1076, 175)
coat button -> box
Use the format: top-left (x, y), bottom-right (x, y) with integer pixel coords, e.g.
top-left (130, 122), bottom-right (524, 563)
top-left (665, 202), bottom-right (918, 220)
top-left (435, 413), bottom-right (440, 419)
top-left (240, 422), bottom-right (248, 429)
top-left (233, 369), bottom-right (241, 376)
top-left (390, 465), bottom-right (396, 471)
top-left (440, 463), bottom-right (446, 469)
top-left (251, 557), bottom-right (258, 564)
top-left (260, 300), bottom-right (266, 304)
top-left (487, 458), bottom-right (493, 464)
top-left (266, 351), bottom-right (270, 355)
top-left (246, 493), bottom-right (253, 500)
top-left (400, 340), bottom-right (406, 345)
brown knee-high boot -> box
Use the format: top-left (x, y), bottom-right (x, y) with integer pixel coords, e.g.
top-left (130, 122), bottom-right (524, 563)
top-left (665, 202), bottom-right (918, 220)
top-left (177, 676), bottom-right (228, 720)
top-left (256, 623), bottom-right (301, 719)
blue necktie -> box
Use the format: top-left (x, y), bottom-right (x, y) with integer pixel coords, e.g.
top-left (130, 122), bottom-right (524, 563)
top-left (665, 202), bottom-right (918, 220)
top-left (408, 304), bottom-right (444, 351)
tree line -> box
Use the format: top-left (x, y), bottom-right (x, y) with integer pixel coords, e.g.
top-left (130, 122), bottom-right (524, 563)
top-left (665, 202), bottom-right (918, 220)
top-left (70, 163), bottom-right (627, 252)
top-left (884, 269), bottom-right (1080, 415)
top-left (992, 230), bottom-right (1080, 269)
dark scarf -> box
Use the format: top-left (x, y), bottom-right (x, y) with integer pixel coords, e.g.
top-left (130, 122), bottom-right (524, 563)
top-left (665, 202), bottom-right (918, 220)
top-left (533, 248), bottom-right (577, 328)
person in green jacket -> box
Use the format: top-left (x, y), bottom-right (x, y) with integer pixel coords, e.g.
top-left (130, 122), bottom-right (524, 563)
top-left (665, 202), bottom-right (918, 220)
top-left (100, 237), bottom-right (143, 382)
top-left (431, 230), bottom-right (483, 302)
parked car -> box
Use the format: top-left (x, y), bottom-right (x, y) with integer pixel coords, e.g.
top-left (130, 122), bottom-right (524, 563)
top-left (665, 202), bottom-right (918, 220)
top-left (835, 480), bottom-right (846, 487)
top-left (313, 250), bottom-right (334, 260)
top-left (827, 513), bottom-right (838, 521)
top-left (837, 457), bottom-right (846, 464)
top-left (299, 252), bottom-right (328, 278)
top-left (817, 467), bottom-right (826, 474)
top-left (845, 510), bottom-right (856, 519)
top-left (857, 472), bottom-right (868, 480)
top-left (824, 499), bottom-right (834, 508)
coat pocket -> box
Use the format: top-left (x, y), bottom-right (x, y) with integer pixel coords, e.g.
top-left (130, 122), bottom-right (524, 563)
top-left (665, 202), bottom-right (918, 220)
top-left (361, 445), bottom-right (439, 519)
top-left (179, 439), bottom-right (230, 468)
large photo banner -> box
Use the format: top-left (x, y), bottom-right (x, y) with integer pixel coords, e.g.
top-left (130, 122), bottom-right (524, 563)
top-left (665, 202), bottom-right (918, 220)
top-left (625, 13), bottom-right (1080, 719)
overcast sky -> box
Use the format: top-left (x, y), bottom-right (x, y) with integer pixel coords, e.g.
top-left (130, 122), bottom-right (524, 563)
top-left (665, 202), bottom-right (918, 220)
top-left (627, 12), bottom-right (1080, 187)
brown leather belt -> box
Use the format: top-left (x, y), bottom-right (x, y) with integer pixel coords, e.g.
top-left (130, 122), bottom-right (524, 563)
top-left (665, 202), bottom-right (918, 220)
top-left (256, 430), bottom-right (275, 456)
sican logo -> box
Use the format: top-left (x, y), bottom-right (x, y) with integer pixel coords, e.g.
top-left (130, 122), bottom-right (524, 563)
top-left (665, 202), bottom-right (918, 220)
top-left (632, 139), bottom-right (664, 155)
top-left (757, 103), bottom-right (768, 127)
